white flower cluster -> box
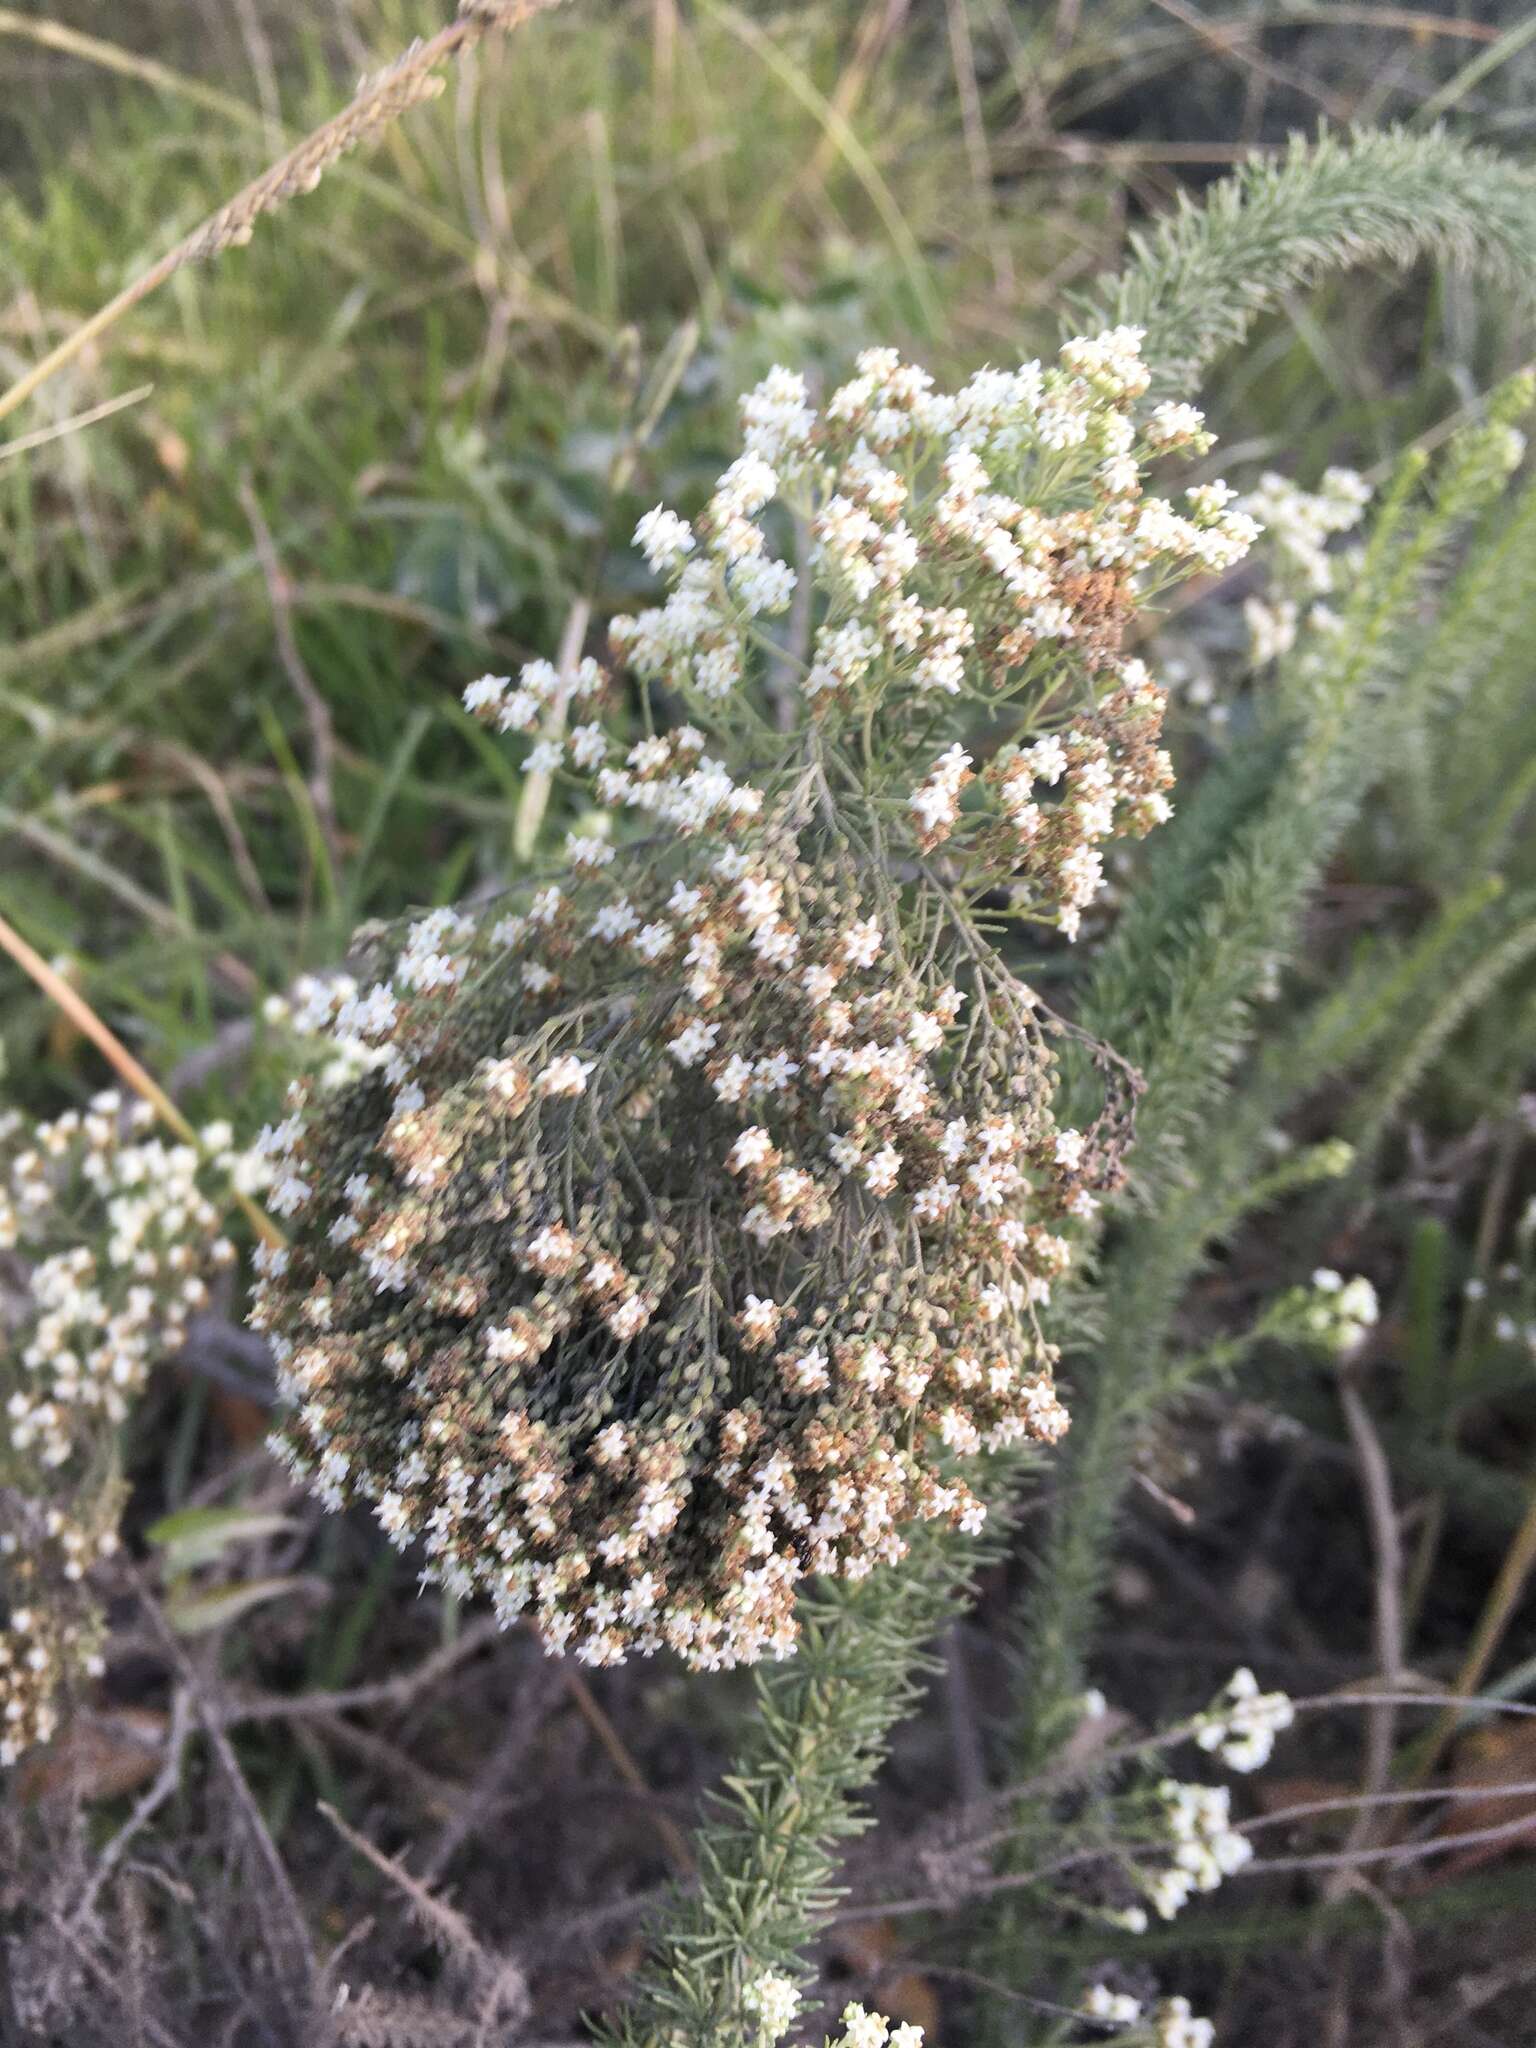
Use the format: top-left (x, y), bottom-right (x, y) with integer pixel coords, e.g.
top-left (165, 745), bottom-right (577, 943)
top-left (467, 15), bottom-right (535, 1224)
top-left (1080, 1985), bottom-right (1214, 2047)
top-left (1143, 1778), bottom-right (1253, 1920)
top-left (1483, 1222), bottom-right (1536, 1356)
top-left (1082, 1983), bottom-right (1143, 2025)
top-left (827, 2005), bottom-right (923, 2048)
top-left (1154, 1998), bottom-right (1217, 2048)
top-left (908, 742), bottom-right (974, 852)
top-left (605, 333), bottom-right (1253, 944)
top-left (262, 971), bottom-right (397, 1092)
top-left (1293, 1268), bottom-right (1380, 1356)
top-left (1191, 1664), bottom-right (1297, 1772)
top-left (980, 659), bottom-right (1173, 940)
top-left (2, 1096), bottom-right (243, 1470)
top-left (1241, 467), bottom-right (1371, 596)
top-left (743, 1970), bottom-right (802, 2043)
top-left (1238, 467), bottom-right (1370, 665)
top-left (1, 1095), bottom-right (254, 1764)
top-left (0, 1500), bottom-right (113, 1765)
top-left (257, 339), bottom-right (1241, 1672)
top-left (456, 654), bottom-right (605, 774)
top-left (744, 1976), bottom-right (924, 2048)
top-left (255, 804), bottom-right (1086, 1666)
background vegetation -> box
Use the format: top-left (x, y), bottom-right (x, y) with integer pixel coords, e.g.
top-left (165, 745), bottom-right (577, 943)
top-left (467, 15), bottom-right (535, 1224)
top-left (4, 3), bottom-right (1536, 2043)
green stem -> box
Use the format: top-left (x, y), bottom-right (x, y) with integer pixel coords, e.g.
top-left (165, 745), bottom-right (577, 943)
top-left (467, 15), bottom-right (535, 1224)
top-left (598, 1515), bottom-right (993, 2048)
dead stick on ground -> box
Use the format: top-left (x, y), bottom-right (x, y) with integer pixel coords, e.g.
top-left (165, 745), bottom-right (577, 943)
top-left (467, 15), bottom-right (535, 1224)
top-left (219, 1615), bottom-right (503, 1726)
top-left (0, 383), bottom-right (153, 463)
top-left (318, 1798), bottom-right (531, 2026)
top-left (69, 1688), bottom-right (197, 1927)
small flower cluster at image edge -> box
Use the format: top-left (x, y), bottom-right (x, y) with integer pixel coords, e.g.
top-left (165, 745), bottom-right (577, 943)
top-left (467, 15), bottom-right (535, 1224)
top-left (253, 331), bottom-right (1258, 1671)
top-left (0, 1097), bottom-right (252, 1762)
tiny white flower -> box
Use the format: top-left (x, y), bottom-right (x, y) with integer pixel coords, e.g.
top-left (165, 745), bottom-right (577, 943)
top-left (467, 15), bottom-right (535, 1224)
top-left (633, 505), bottom-right (696, 573)
top-left (538, 1055), bottom-right (592, 1098)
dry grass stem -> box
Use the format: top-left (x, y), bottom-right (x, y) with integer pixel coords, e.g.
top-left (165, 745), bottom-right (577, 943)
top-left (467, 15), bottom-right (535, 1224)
top-left (1330, 1359), bottom-right (1406, 1894)
top-left (239, 476), bottom-right (343, 873)
top-left (0, 0), bottom-right (569, 430)
top-left (559, 1667), bottom-right (697, 1877)
top-left (0, 383), bottom-right (153, 463)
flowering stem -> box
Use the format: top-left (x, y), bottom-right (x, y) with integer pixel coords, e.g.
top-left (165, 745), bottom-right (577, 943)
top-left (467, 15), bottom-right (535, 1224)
top-left (599, 1524), bottom-right (987, 2048)
top-left (514, 599), bottom-right (592, 861)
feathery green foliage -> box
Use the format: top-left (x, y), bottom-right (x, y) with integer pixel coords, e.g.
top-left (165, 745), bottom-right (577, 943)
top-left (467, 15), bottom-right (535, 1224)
top-left (1089, 126), bottom-right (1536, 391)
top-left (598, 1525), bottom-right (978, 2048)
